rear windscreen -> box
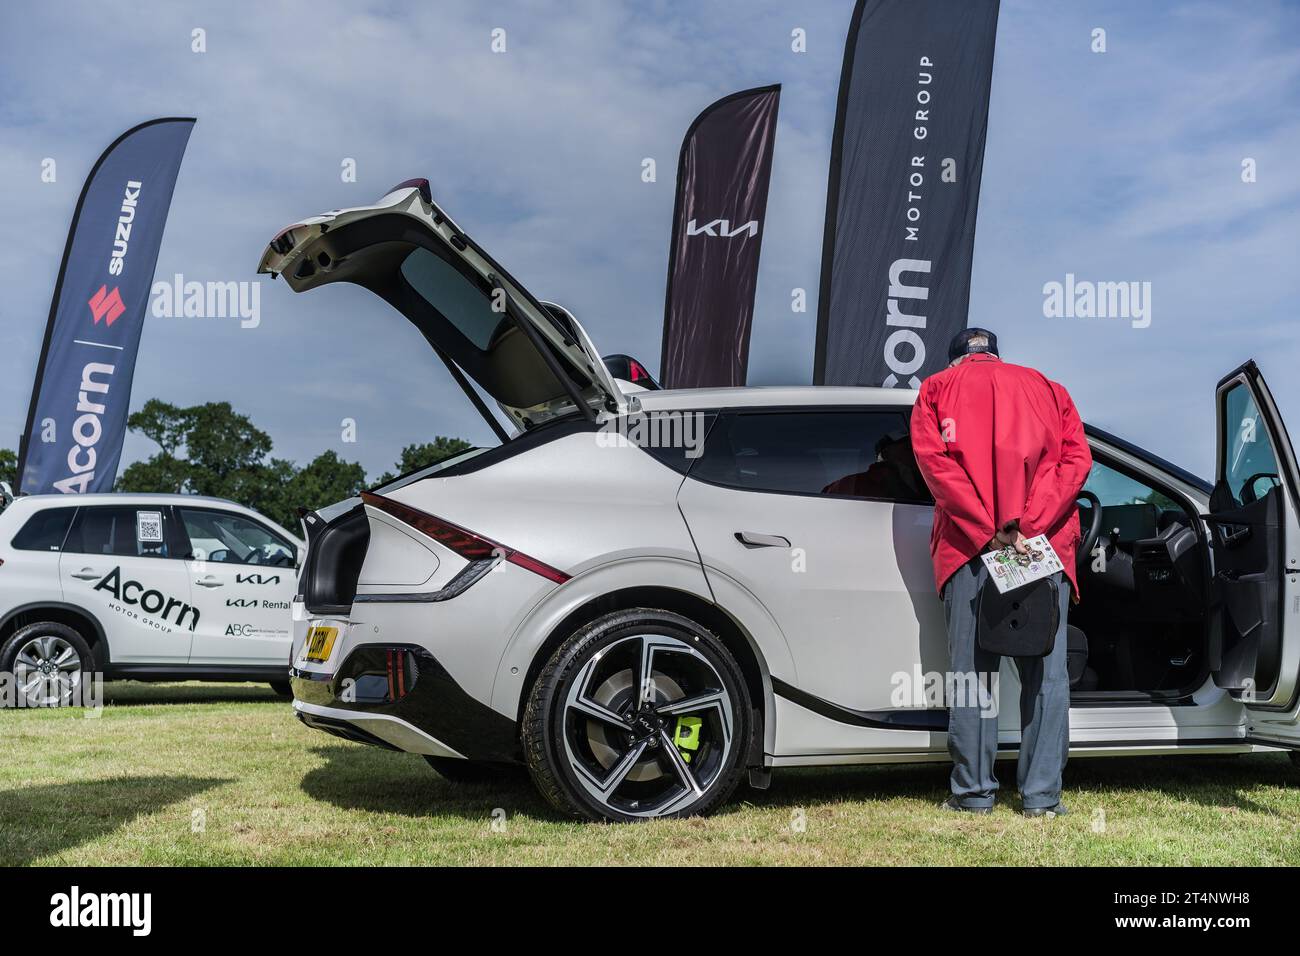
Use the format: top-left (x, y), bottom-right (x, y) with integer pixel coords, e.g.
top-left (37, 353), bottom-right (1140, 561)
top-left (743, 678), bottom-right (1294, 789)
top-left (399, 247), bottom-right (505, 350)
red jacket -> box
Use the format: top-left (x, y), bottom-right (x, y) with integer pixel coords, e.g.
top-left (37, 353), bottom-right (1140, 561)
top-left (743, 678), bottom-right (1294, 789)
top-left (909, 353), bottom-right (1092, 596)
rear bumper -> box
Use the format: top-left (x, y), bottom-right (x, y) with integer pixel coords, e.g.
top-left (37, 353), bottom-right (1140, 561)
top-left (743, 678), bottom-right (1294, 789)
top-left (289, 644), bottom-right (520, 763)
top-left (294, 701), bottom-right (464, 757)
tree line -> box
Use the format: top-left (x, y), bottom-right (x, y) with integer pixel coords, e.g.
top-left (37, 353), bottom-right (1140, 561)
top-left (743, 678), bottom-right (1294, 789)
top-left (0, 398), bottom-right (473, 530)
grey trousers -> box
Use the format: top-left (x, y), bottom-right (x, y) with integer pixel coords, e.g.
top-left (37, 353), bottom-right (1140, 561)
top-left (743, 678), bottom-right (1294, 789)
top-left (943, 557), bottom-right (1071, 810)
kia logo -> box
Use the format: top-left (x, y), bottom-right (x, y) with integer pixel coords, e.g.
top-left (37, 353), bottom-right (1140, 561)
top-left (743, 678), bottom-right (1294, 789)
top-left (88, 285), bottom-right (126, 326)
top-left (685, 218), bottom-right (759, 239)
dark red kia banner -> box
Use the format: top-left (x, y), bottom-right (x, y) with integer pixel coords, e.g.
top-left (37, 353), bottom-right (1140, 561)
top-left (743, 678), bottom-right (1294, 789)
top-left (815, 0), bottom-right (999, 388)
top-left (660, 85), bottom-right (779, 389)
top-left (19, 118), bottom-right (195, 494)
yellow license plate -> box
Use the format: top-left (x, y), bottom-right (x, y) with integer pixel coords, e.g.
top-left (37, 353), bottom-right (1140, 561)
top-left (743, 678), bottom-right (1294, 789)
top-left (304, 625), bottom-right (338, 664)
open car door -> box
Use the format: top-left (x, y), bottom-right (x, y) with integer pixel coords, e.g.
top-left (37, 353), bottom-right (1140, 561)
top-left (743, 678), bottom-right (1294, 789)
top-left (257, 180), bottom-right (627, 435)
top-left (1210, 361), bottom-right (1300, 745)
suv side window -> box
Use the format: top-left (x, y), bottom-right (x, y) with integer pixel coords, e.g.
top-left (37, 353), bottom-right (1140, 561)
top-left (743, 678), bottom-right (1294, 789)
top-left (689, 409), bottom-right (933, 503)
top-left (65, 506), bottom-right (177, 558)
top-left (11, 507), bottom-right (78, 552)
top-left (178, 507), bottom-right (295, 567)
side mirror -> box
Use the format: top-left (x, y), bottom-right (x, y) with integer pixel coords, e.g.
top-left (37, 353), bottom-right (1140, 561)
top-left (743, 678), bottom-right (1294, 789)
top-left (295, 545), bottom-right (305, 571)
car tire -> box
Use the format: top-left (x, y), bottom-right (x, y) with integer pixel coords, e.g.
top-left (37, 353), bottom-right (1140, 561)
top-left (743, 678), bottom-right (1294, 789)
top-left (269, 680), bottom-right (293, 699)
top-left (423, 755), bottom-right (524, 784)
top-left (0, 622), bottom-right (94, 709)
top-left (523, 608), bottom-right (751, 822)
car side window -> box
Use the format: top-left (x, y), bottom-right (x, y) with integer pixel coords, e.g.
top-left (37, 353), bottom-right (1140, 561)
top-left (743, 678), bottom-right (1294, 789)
top-left (64, 506), bottom-right (175, 559)
top-left (1081, 459), bottom-right (1184, 542)
top-left (11, 507), bottom-right (78, 552)
top-left (1222, 382), bottom-right (1282, 508)
top-left (1084, 460), bottom-right (1180, 511)
top-left (178, 508), bottom-right (295, 567)
top-left (689, 409), bottom-right (933, 503)
top-left (634, 411), bottom-right (717, 475)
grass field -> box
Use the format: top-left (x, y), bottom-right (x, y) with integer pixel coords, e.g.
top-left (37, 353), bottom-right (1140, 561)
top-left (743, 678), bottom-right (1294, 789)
top-left (2, 681), bottom-right (1298, 866)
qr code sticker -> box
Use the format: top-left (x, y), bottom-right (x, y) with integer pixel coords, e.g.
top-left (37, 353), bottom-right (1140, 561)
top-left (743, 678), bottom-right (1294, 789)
top-left (137, 511), bottom-right (164, 542)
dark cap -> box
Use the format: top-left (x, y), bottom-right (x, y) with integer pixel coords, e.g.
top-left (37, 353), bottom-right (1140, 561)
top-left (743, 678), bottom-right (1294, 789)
top-left (947, 327), bottom-right (999, 363)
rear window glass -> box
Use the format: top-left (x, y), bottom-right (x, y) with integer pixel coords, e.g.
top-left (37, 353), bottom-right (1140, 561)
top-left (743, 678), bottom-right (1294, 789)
top-left (632, 412), bottom-right (716, 475)
top-left (690, 410), bottom-right (932, 503)
top-left (11, 507), bottom-right (77, 552)
top-left (65, 506), bottom-right (175, 559)
top-left (400, 247), bottom-right (504, 350)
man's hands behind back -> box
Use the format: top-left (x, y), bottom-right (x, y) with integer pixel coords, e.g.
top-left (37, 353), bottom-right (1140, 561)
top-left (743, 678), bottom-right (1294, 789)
top-left (988, 527), bottom-right (1030, 554)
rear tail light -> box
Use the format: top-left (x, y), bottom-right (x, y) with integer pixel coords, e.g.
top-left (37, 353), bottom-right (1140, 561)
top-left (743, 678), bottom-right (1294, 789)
top-left (360, 492), bottom-right (570, 584)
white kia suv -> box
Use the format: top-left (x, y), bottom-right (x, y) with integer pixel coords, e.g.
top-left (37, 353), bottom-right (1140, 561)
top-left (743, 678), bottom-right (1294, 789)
top-left (0, 493), bottom-right (302, 705)
top-left (261, 181), bottom-right (1300, 821)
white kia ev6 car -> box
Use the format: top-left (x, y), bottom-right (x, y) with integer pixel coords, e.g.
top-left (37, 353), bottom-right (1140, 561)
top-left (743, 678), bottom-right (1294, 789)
top-left (259, 181), bottom-right (1300, 821)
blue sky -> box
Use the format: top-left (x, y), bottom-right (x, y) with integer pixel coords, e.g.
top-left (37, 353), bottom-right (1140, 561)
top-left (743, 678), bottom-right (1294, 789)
top-left (1, 0), bottom-right (1297, 481)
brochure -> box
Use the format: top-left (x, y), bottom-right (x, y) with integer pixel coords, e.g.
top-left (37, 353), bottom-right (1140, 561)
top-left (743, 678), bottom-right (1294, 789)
top-left (980, 534), bottom-right (1064, 593)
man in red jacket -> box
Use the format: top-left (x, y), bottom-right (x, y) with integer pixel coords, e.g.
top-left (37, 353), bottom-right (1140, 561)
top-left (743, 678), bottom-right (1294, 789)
top-left (910, 328), bottom-right (1092, 817)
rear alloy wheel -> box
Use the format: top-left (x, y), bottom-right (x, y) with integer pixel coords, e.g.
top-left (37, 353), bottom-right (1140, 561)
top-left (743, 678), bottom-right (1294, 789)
top-left (523, 609), bottom-right (751, 822)
top-left (0, 622), bottom-right (93, 708)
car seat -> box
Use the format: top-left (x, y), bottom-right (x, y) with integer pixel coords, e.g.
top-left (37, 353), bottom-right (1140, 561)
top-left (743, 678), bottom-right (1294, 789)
top-left (1066, 625), bottom-right (1098, 691)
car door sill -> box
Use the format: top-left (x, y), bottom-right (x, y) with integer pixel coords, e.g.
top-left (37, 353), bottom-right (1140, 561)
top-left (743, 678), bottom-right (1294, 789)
top-left (106, 664), bottom-right (288, 682)
top-left (774, 678), bottom-right (1199, 733)
top-left (1068, 691), bottom-right (1196, 706)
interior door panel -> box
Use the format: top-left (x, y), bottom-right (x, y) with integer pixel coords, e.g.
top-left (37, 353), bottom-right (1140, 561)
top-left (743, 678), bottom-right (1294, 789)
top-left (1207, 484), bottom-right (1281, 694)
top-left (1211, 361), bottom-right (1300, 720)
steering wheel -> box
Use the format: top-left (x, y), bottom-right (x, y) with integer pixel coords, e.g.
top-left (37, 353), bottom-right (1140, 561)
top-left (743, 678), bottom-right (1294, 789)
top-left (1077, 490), bottom-right (1103, 564)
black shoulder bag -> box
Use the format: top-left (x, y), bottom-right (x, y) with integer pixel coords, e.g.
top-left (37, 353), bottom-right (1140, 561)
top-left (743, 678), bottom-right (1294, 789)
top-left (976, 575), bottom-right (1060, 657)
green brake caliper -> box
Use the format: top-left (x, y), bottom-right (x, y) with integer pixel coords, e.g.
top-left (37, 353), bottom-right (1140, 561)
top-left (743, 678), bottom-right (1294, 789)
top-left (673, 715), bottom-right (702, 762)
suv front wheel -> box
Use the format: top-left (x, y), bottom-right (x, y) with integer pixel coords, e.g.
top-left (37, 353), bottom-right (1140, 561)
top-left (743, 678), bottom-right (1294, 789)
top-left (0, 622), bottom-right (94, 708)
top-left (523, 608), bottom-right (751, 822)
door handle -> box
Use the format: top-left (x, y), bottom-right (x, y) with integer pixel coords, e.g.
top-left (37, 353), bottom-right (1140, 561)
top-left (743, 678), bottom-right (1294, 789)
top-left (195, 577), bottom-right (224, 588)
top-left (1216, 522), bottom-right (1251, 546)
top-left (735, 531), bottom-right (791, 549)
top-left (70, 568), bottom-right (101, 580)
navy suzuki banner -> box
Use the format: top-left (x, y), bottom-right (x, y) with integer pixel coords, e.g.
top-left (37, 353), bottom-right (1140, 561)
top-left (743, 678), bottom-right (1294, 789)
top-left (660, 85), bottom-right (779, 389)
top-left (815, 0), bottom-right (998, 388)
top-left (19, 118), bottom-right (195, 494)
